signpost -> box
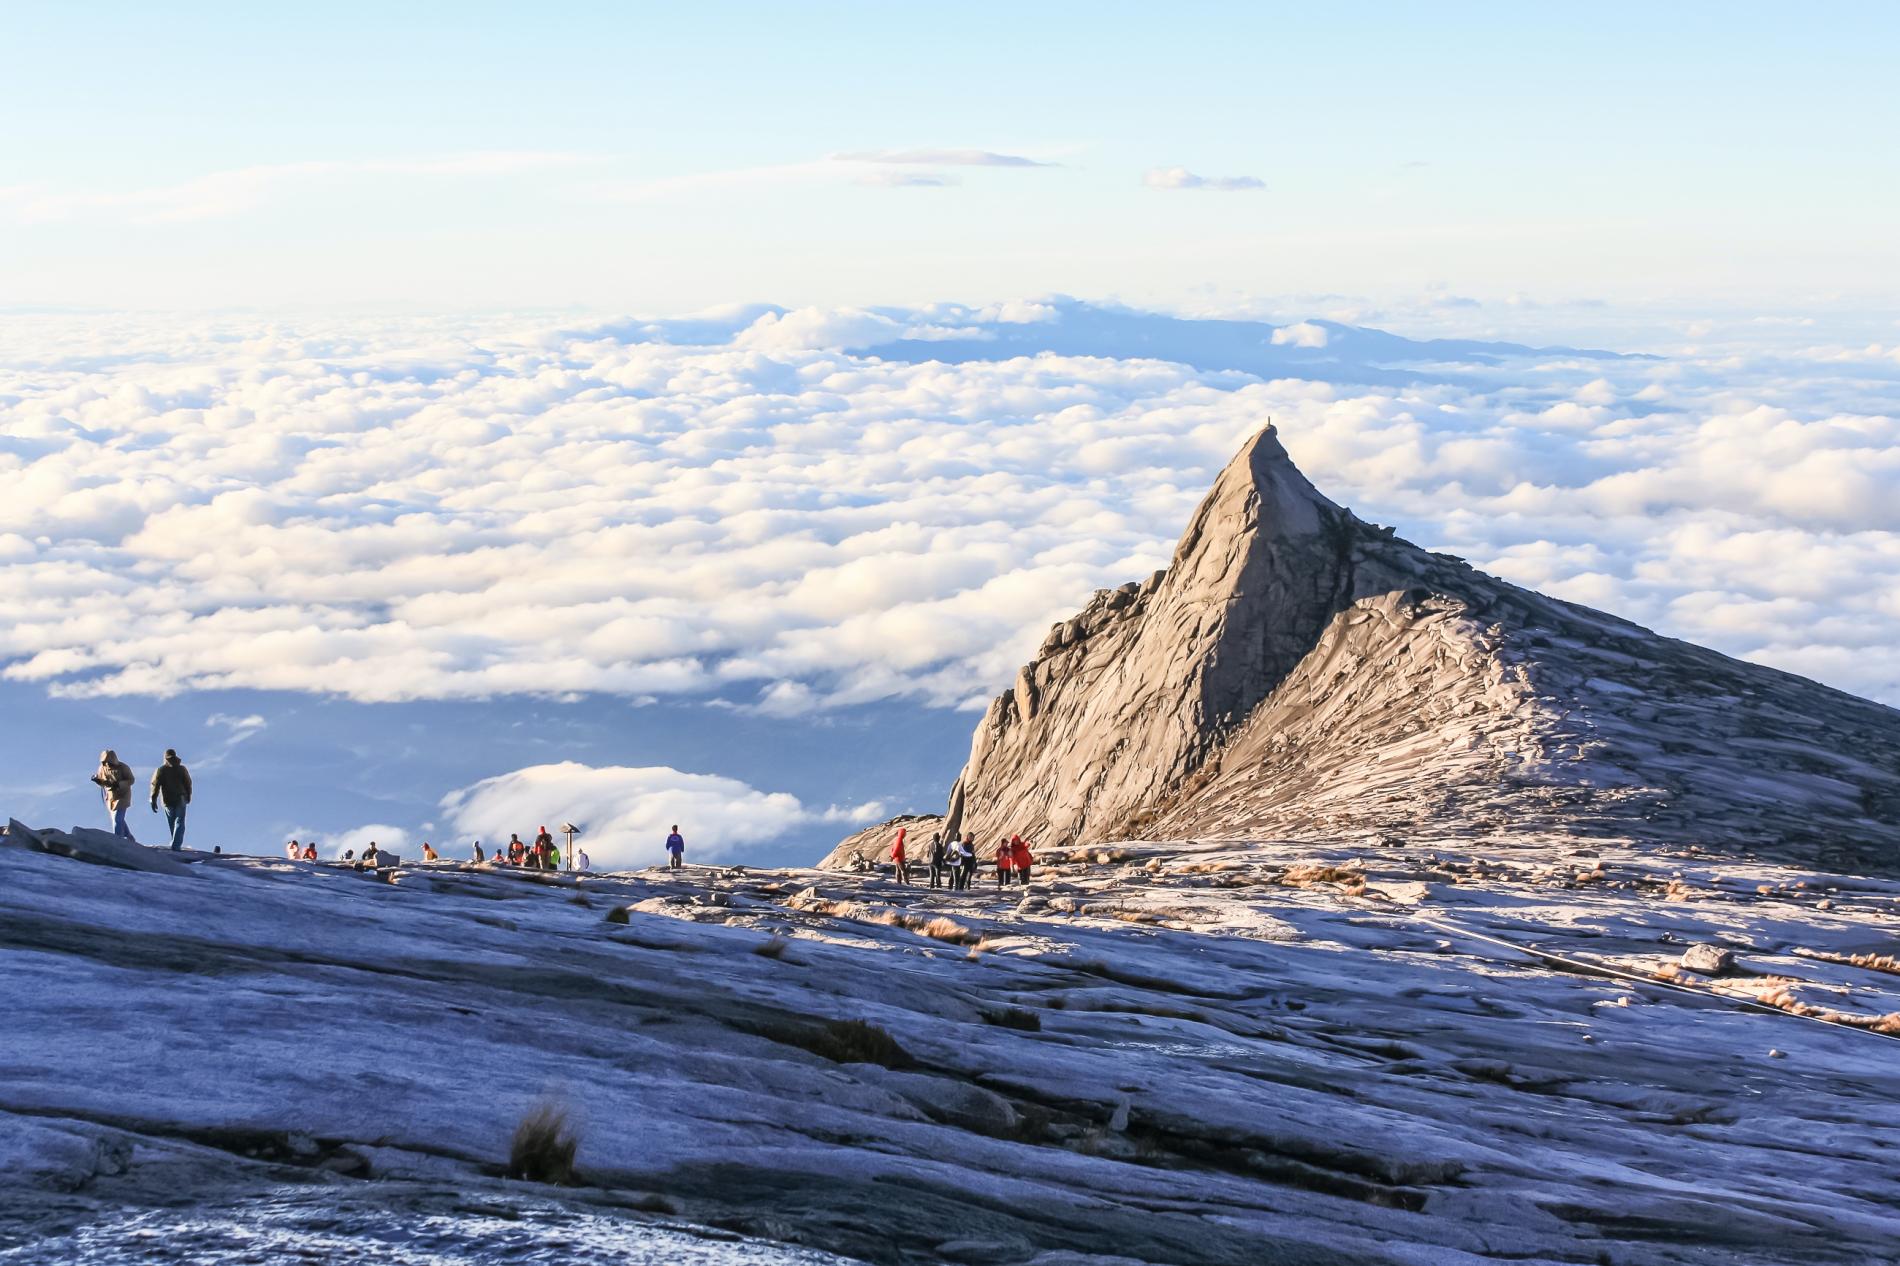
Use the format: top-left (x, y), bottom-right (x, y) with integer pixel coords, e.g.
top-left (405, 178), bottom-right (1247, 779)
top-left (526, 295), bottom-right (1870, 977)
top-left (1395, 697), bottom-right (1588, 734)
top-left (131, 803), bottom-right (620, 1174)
top-left (561, 822), bottom-right (581, 870)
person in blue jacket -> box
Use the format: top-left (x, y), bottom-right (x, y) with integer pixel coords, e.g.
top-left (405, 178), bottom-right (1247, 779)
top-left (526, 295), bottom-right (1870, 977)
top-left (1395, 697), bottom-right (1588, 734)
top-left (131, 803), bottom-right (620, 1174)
top-left (665, 825), bottom-right (685, 870)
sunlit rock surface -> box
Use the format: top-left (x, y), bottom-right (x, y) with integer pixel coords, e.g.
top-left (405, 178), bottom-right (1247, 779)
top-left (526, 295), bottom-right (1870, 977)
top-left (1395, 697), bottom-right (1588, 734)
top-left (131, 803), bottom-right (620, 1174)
top-left (934, 427), bottom-right (1900, 873)
top-left (4, 835), bottom-right (1897, 1264)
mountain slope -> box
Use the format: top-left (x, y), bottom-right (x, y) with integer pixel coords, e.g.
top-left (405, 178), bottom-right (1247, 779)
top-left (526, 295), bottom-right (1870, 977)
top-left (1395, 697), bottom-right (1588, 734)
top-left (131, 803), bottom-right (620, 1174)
top-left (934, 426), bottom-right (1900, 872)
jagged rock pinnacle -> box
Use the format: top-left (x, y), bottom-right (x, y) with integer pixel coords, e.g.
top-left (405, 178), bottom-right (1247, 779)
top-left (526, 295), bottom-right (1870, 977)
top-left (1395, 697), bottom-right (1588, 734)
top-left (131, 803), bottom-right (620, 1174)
top-left (901, 426), bottom-right (1900, 872)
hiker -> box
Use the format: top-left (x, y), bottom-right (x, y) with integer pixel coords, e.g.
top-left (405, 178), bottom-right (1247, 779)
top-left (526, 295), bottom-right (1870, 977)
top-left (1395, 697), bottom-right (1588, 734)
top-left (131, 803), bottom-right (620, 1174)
top-left (507, 834), bottom-right (525, 865)
top-left (995, 838), bottom-right (1014, 888)
top-left (534, 825), bottom-right (554, 855)
top-left (342, 848), bottom-right (354, 861)
top-left (666, 825), bottom-right (685, 870)
top-left (91, 750), bottom-right (136, 841)
top-left (547, 839), bottom-right (561, 869)
top-left (957, 833), bottom-right (978, 889)
top-left (421, 841), bottom-right (439, 862)
top-left (361, 841), bottom-right (380, 867)
top-left (471, 841), bottom-right (485, 864)
top-left (927, 831), bottom-right (948, 889)
top-left (575, 847), bottom-right (590, 871)
top-left (300, 842), bottom-right (318, 861)
top-left (286, 839), bottom-right (301, 860)
top-left (1010, 834), bottom-right (1034, 885)
top-left (147, 749), bottom-right (192, 851)
top-left (891, 826), bottom-right (909, 884)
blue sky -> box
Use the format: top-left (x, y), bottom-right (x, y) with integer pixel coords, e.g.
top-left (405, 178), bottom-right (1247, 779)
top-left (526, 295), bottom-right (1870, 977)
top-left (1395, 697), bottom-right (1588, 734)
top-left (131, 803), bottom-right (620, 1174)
top-left (6, 3), bottom-right (1898, 311)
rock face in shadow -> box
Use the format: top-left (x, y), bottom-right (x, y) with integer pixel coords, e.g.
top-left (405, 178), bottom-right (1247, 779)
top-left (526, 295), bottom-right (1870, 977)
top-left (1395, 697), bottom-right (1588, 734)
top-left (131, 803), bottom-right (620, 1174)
top-left (928, 426), bottom-right (1900, 873)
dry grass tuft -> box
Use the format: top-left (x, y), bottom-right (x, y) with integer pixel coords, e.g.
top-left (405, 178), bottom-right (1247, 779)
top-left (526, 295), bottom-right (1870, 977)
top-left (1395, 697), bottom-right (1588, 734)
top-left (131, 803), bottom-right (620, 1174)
top-left (918, 916), bottom-right (978, 945)
top-left (508, 1102), bottom-right (579, 1185)
top-left (1794, 947), bottom-right (1900, 977)
top-left (1281, 862), bottom-right (1366, 896)
top-left (603, 906), bottom-right (631, 925)
top-left (812, 1018), bottom-right (910, 1067)
top-left (982, 1006), bottom-right (1042, 1031)
top-left (753, 935), bottom-right (790, 959)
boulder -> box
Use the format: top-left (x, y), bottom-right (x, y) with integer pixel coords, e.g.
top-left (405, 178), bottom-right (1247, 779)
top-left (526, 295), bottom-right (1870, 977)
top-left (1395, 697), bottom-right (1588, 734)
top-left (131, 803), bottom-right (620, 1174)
top-left (4, 820), bottom-right (195, 877)
top-left (817, 813), bottom-right (944, 872)
top-left (1679, 944), bottom-right (1736, 976)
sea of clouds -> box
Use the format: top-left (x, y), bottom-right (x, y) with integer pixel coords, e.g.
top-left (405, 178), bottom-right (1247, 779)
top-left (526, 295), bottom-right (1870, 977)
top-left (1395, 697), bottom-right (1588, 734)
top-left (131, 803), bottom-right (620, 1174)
top-left (4, 301), bottom-right (1897, 863)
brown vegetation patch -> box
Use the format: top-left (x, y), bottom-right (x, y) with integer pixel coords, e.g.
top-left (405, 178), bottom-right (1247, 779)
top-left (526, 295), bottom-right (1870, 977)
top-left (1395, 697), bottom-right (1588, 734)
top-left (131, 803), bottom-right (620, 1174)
top-left (981, 1006), bottom-right (1042, 1032)
top-left (759, 1016), bottom-right (912, 1068)
top-left (508, 1103), bottom-right (579, 1185)
top-left (1793, 947), bottom-right (1900, 977)
top-left (1280, 862), bottom-right (1367, 897)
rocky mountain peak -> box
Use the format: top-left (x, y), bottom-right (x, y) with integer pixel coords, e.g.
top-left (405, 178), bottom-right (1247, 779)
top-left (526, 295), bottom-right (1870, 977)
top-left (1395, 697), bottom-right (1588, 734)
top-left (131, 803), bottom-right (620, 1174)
top-left (901, 426), bottom-right (1900, 873)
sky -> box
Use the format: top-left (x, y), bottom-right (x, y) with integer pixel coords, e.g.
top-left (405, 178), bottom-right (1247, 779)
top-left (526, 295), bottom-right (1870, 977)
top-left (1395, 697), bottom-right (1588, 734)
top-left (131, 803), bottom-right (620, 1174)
top-left (3, 6), bottom-right (1898, 867)
top-left (4, 3), bottom-right (1899, 312)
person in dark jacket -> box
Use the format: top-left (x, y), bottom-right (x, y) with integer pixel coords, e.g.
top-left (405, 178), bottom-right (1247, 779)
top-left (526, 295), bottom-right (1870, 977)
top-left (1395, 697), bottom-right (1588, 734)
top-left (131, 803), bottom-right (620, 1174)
top-left (666, 826), bottom-right (686, 870)
top-left (956, 833), bottom-right (978, 889)
top-left (146, 751), bottom-right (191, 849)
top-left (147, 749), bottom-right (192, 851)
top-left (926, 832), bottom-right (948, 889)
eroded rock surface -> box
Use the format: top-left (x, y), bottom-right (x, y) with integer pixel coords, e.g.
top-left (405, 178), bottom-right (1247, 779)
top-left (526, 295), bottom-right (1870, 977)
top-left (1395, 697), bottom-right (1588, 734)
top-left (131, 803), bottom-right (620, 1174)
top-left (5, 836), bottom-right (1898, 1264)
top-left (932, 426), bottom-right (1900, 873)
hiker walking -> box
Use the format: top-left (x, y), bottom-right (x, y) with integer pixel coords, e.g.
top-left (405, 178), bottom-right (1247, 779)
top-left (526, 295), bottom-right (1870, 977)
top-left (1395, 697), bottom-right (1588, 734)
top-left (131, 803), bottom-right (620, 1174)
top-left (994, 837), bottom-right (1014, 888)
top-left (91, 750), bottom-right (136, 841)
top-left (956, 833), bottom-right (978, 889)
top-left (1010, 834), bottom-right (1034, 885)
top-left (890, 826), bottom-right (910, 884)
top-left (147, 748), bottom-right (192, 851)
top-left (666, 825), bottom-right (685, 870)
top-left (926, 831), bottom-right (948, 889)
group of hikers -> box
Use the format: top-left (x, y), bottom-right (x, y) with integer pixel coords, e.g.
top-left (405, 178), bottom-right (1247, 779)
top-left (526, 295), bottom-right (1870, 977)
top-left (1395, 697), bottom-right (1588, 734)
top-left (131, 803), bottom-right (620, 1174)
top-left (89, 746), bottom-right (1023, 893)
top-left (90, 749), bottom-right (193, 850)
top-left (277, 825), bottom-right (695, 872)
top-left (882, 825), bottom-right (1034, 890)
top-left (283, 826), bottom-right (608, 872)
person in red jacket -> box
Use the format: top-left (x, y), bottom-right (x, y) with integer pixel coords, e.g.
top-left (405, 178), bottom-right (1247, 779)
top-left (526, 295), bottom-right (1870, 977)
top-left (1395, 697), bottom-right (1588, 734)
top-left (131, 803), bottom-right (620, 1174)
top-left (1009, 834), bottom-right (1034, 885)
top-left (890, 826), bottom-right (910, 885)
top-left (995, 837), bottom-right (1014, 888)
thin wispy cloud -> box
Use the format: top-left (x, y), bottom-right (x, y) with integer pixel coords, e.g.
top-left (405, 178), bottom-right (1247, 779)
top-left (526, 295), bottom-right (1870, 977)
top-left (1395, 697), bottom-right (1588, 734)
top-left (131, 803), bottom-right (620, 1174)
top-left (1143, 166), bottom-right (1265, 192)
top-left (831, 148), bottom-right (1059, 168)
top-left (0, 152), bottom-right (600, 224)
top-left (855, 170), bottom-right (961, 188)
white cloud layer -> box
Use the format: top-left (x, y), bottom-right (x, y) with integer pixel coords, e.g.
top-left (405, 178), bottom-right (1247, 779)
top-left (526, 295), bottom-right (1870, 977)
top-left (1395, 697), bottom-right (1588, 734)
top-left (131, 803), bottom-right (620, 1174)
top-left (2, 304), bottom-right (1898, 717)
top-left (437, 761), bottom-right (880, 868)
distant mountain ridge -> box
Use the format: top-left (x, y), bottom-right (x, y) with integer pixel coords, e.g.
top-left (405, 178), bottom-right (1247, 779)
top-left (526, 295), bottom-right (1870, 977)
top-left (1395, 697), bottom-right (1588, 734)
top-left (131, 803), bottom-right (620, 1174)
top-left (581, 297), bottom-right (1641, 388)
top-left (863, 297), bottom-right (1641, 385)
top-left (838, 426), bottom-right (1900, 874)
